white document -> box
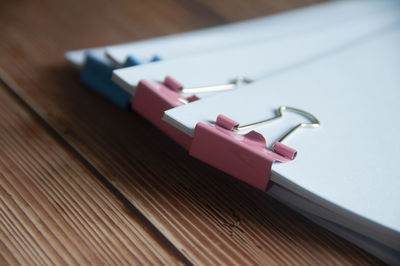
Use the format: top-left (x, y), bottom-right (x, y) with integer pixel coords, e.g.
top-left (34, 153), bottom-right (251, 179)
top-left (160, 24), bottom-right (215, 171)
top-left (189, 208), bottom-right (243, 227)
top-left (113, 5), bottom-right (400, 96)
top-left (65, 0), bottom-right (397, 68)
top-left (163, 20), bottom-right (400, 261)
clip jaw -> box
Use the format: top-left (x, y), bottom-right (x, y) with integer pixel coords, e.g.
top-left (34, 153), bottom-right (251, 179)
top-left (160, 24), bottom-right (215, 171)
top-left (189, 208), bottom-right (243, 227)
top-left (81, 52), bottom-right (132, 109)
top-left (132, 76), bottom-right (198, 149)
top-left (190, 107), bottom-right (319, 190)
top-left (190, 115), bottom-right (295, 191)
top-left (134, 76), bottom-right (199, 109)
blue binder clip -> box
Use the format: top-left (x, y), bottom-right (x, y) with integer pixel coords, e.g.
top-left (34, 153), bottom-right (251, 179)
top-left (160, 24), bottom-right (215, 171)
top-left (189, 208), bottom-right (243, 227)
top-left (81, 52), bottom-right (132, 109)
top-left (80, 52), bottom-right (162, 109)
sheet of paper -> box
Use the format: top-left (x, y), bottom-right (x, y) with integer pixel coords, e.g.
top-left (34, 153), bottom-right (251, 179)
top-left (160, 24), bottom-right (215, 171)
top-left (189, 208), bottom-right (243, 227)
top-left (164, 21), bottom-right (400, 250)
top-left (113, 5), bottom-right (400, 96)
top-left (65, 0), bottom-right (397, 68)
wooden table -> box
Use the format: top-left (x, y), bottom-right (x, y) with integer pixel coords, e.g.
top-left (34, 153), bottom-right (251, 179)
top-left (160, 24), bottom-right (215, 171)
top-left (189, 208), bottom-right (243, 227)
top-left (0, 0), bottom-right (382, 264)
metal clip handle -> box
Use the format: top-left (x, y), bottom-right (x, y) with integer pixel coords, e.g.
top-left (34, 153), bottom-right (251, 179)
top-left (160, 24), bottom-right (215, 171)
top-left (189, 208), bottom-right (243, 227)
top-left (181, 76), bottom-right (253, 94)
top-left (236, 106), bottom-right (320, 143)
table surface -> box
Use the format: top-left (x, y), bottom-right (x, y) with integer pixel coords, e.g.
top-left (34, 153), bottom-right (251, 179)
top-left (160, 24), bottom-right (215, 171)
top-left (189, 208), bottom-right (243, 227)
top-left (0, 0), bottom-right (383, 264)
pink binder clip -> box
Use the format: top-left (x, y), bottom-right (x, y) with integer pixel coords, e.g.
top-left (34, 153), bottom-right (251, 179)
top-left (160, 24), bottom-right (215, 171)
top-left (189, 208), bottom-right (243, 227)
top-left (189, 106), bottom-right (320, 190)
top-left (133, 76), bottom-right (250, 149)
top-left (132, 76), bottom-right (198, 149)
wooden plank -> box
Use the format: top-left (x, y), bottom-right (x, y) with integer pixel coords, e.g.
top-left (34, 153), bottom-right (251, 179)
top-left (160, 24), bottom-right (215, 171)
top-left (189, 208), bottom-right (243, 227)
top-left (195, 0), bottom-right (327, 21)
top-left (0, 84), bottom-right (188, 265)
top-left (0, 0), bottom-right (382, 264)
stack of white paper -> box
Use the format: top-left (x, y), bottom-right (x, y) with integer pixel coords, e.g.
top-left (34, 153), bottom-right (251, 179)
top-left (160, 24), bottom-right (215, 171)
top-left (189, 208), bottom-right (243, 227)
top-left (65, 0), bottom-right (400, 263)
top-left (163, 20), bottom-right (400, 264)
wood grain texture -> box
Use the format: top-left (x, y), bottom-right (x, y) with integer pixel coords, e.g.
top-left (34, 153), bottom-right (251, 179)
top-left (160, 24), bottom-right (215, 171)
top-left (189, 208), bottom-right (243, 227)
top-left (0, 84), bottom-right (188, 265)
top-left (195, 0), bottom-right (327, 21)
top-left (0, 0), bottom-right (382, 264)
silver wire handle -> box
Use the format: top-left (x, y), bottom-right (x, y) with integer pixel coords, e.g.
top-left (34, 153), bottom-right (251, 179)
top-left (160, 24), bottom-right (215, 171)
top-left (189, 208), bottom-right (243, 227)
top-left (181, 76), bottom-right (253, 94)
top-left (236, 106), bottom-right (320, 143)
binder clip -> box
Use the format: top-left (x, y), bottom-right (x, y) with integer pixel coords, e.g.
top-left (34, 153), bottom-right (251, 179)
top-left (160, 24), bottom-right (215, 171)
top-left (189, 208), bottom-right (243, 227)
top-left (133, 76), bottom-right (251, 149)
top-left (189, 106), bottom-right (320, 190)
top-left (81, 52), bottom-right (132, 109)
top-left (81, 52), bottom-right (161, 109)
